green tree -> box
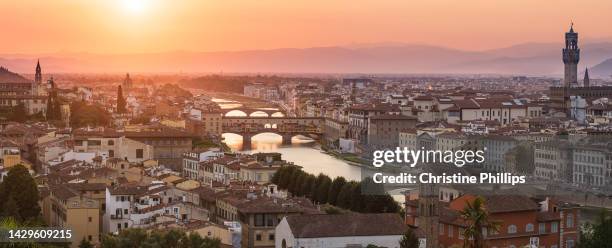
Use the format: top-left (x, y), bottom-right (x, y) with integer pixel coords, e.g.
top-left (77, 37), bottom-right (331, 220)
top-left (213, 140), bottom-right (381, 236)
top-left (460, 197), bottom-right (497, 248)
top-left (79, 238), bottom-right (94, 248)
top-left (0, 164), bottom-right (41, 221)
top-left (291, 171), bottom-right (306, 196)
top-left (117, 85), bottom-right (127, 114)
top-left (100, 228), bottom-right (220, 248)
top-left (300, 175), bottom-right (316, 198)
top-left (1, 194), bottom-right (20, 218)
top-left (278, 166), bottom-right (297, 189)
top-left (579, 210), bottom-right (612, 248)
top-left (315, 174), bottom-right (332, 204)
top-left (350, 182), bottom-right (364, 212)
top-left (399, 228), bottom-right (419, 248)
top-left (327, 177), bottom-right (347, 205)
top-left (337, 182), bottom-right (355, 209)
top-left (10, 103), bottom-right (27, 122)
top-left (46, 91), bottom-right (56, 120)
top-left (70, 101), bottom-right (111, 128)
top-left (287, 170), bottom-right (303, 195)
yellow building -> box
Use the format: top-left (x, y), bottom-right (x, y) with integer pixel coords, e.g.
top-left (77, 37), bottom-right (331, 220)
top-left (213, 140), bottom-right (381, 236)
top-left (44, 184), bottom-right (101, 247)
top-left (2, 152), bottom-right (22, 168)
top-left (160, 119), bottom-right (186, 129)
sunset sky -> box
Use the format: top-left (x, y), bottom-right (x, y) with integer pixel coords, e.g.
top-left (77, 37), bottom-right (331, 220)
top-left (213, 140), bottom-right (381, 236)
top-left (1, 0), bottom-right (612, 54)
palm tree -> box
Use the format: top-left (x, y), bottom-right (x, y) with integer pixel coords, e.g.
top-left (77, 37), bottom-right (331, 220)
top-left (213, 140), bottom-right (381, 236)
top-left (459, 197), bottom-right (498, 248)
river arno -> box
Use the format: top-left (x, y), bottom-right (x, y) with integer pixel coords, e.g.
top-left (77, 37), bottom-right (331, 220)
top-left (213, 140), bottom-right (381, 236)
top-left (211, 96), bottom-right (364, 181)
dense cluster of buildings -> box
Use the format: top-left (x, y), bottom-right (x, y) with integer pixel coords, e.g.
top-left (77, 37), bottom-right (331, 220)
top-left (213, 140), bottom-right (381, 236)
top-left (1, 25), bottom-right (611, 248)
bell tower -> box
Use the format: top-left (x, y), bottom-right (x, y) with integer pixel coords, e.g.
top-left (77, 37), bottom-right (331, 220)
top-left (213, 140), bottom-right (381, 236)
top-left (562, 23), bottom-right (580, 88)
top-left (417, 183), bottom-right (439, 248)
top-left (35, 59), bottom-right (42, 84)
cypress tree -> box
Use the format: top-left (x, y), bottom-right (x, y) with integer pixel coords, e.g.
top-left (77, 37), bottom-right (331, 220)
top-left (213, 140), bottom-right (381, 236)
top-left (327, 177), bottom-right (347, 205)
top-left (316, 175), bottom-right (332, 204)
top-left (117, 85), bottom-right (127, 114)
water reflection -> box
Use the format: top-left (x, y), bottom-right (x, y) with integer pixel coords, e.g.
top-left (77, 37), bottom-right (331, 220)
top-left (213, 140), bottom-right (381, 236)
top-left (222, 133), bottom-right (362, 181)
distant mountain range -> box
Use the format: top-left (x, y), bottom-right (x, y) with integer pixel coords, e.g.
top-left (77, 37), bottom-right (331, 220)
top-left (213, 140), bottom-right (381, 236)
top-left (590, 58), bottom-right (612, 78)
top-left (3, 42), bottom-right (612, 76)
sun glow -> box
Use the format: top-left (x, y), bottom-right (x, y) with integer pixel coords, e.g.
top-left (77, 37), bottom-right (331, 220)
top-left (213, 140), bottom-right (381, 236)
top-left (122, 0), bottom-right (147, 14)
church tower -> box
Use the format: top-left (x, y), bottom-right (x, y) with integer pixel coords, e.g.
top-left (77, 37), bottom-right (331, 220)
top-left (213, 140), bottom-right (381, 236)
top-left (417, 183), bottom-right (439, 248)
top-left (33, 60), bottom-right (43, 96)
top-left (583, 68), bottom-right (590, 87)
top-left (563, 23), bottom-right (580, 87)
top-left (35, 60), bottom-right (42, 84)
top-left (122, 73), bottom-right (133, 92)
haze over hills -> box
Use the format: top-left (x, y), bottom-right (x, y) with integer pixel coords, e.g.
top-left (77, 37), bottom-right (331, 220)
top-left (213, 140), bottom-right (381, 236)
top-left (590, 58), bottom-right (612, 78)
top-left (2, 42), bottom-right (612, 77)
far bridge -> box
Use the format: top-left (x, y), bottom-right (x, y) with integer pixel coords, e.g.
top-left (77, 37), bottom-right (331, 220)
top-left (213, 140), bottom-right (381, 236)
top-left (222, 116), bottom-right (324, 145)
top-left (222, 107), bottom-right (286, 117)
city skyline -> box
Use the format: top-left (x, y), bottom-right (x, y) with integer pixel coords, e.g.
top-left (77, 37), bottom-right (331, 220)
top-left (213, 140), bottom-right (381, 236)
top-left (2, 0), bottom-right (612, 54)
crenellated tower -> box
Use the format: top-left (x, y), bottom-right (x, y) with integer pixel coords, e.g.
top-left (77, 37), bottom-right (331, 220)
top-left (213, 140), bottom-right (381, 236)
top-left (562, 23), bottom-right (580, 88)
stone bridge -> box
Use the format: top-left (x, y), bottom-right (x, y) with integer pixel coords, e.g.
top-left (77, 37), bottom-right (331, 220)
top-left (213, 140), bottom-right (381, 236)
top-left (222, 107), bottom-right (286, 117)
top-left (222, 116), bottom-right (324, 145)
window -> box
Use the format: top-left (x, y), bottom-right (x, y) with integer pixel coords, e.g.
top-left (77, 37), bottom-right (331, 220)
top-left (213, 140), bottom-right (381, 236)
top-left (448, 225), bottom-right (453, 237)
top-left (88, 217), bottom-right (92, 222)
top-left (266, 215), bottom-right (275, 227)
top-left (439, 224), bottom-right (444, 235)
top-left (255, 234), bottom-right (262, 241)
top-left (117, 223), bottom-right (121, 230)
top-left (507, 225), bottom-right (517, 234)
top-left (269, 234), bottom-right (275, 240)
top-left (109, 150), bottom-right (114, 158)
top-left (551, 222), bottom-right (558, 233)
top-left (124, 209), bottom-right (128, 215)
top-left (526, 223), bottom-right (534, 232)
top-left (567, 240), bottom-right (574, 248)
top-left (255, 214), bottom-right (265, 227)
top-left (108, 140), bottom-right (114, 146)
top-left (124, 223), bottom-right (128, 228)
top-left (136, 149), bottom-right (144, 159)
top-left (567, 213), bottom-right (574, 228)
top-left (539, 223), bottom-right (546, 233)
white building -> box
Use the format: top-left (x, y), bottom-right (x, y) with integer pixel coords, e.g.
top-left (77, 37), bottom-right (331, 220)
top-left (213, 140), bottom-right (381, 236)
top-left (275, 213), bottom-right (405, 248)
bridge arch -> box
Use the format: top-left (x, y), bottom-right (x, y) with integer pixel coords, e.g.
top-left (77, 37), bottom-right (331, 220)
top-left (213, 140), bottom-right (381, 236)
top-left (224, 110), bottom-right (248, 117)
top-left (249, 111), bottom-right (270, 117)
top-left (270, 111), bottom-right (285, 117)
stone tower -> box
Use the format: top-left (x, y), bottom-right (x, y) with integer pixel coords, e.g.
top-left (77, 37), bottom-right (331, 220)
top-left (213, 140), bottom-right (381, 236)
top-left (563, 23), bottom-right (580, 88)
top-left (33, 60), bottom-right (42, 95)
top-left (35, 59), bottom-right (42, 84)
top-left (418, 182), bottom-right (439, 248)
top-left (583, 68), bottom-right (590, 87)
top-left (122, 73), bottom-right (133, 92)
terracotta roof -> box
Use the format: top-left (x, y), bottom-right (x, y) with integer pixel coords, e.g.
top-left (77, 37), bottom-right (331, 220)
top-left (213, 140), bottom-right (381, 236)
top-left (369, 114), bottom-right (417, 120)
top-left (109, 184), bottom-right (148, 195)
top-left (69, 183), bottom-right (107, 192)
top-left (537, 211), bottom-right (561, 222)
top-left (286, 213), bottom-right (407, 238)
top-left (49, 184), bottom-right (78, 200)
top-left (237, 196), bottom-right (316, 214)
top-left (453, 195), bottom-right (539, 213)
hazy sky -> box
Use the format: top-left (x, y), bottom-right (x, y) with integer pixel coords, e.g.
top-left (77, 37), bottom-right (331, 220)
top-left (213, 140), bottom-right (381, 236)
top-left (1, 0), bottom-right (611, 54)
